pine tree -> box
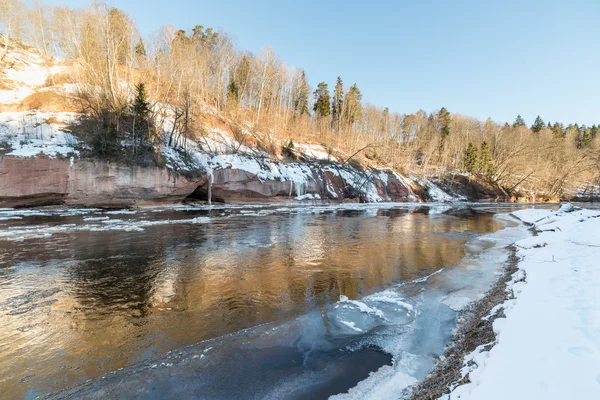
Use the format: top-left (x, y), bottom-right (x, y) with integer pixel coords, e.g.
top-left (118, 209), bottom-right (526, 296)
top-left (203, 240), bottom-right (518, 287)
top-left (479, 141), bottom-right (494, 179)
top-left (438, 107), bottom-right (451, 137)
top-left (132, 82), bottom-right (152, 144)
top-left (192, 24), bottom-right (218, 43)
top-left (135, 38), bottom-right (146, 57)
top-left (513, 114), bottom-right (526, 127)
top-left (464, 142), bottom-right (479, 174)
top-left (531, 115), bottom-right (545, 133)
top-left (175, 29), bottom-right (188, 42)
top-left (234, 55), bottom-right (252, 104)
top-left (294, 70), bottom-right (310, 115)
top-left (581, 127), bottom-right (593, 148)
top-left (566, 124), bottom-right (580, 145)
top-left (591, 125), bottom-right (599, 140)
top-left (133, 83), bottom-right (150, 121)
top-left (552, 122), bottom-right (564, 136)
top-left (227, 79), bottom-right (239, 103)
top-left (313, 82), bottom-right (331, 118)
top-left (331, 76), bottom-right (344, 129)
top-left (343, 83), bottom-right (362, 127)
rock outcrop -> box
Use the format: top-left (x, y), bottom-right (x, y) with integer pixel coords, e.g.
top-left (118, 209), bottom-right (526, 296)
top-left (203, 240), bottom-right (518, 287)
top-left (0, 155), bottom-right (420, 208)
top-left (0, 156), bottom-right (197, 208)
top-left (186, 166), bottom-right (418, 204)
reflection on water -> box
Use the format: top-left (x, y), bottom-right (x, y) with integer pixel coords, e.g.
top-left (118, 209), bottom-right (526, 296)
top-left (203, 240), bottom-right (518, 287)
top-left (0, 205), bottom-right (501, 399)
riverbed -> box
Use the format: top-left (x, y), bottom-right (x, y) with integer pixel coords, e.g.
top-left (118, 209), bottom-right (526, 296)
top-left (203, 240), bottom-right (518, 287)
top-left (0, 203), bottom-right (542, 399)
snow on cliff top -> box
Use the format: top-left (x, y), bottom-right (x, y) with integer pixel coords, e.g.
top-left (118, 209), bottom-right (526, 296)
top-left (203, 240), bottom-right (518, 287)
top-left (0, 37), bottom-right (66, 105)
top-left (0, 37), bottom-right (79, 158)
top-left (0, 111), bottom-right (79, 158)
top-left (445, 205), bottom-right (600, 400)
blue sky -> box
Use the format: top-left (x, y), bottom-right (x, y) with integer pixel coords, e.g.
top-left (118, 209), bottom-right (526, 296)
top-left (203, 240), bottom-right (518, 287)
top-left (47, 0), bottom-right (600, 126)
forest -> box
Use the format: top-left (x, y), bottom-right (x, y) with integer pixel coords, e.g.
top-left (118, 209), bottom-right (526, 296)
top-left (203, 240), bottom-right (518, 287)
top-left (1, 0), bottom-right (599, 199)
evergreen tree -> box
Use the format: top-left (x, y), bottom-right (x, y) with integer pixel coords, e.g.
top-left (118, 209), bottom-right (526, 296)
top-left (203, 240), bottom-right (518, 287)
top-left (227, 79), bottom-right (239, 102)
top-left (192, 25), bottom-right (204, 37)
top-left (581, 127), bottom-right (593, 148)
top-left (343, 83), bottom-right (362, 127)
top-left (566, 123), bottom-right (580, 138)
top-left (479, 141), bottom-right (494, 179)
top-left (294, 70), bottom-right (310, 115)
top-left (552, 122), bottom-right (564, 136)
top-left (531, 115), bottom-right (545, 133)
top-left (313, 82), bottom-right (331, 118)
top-left (331, 76), bottom-right (344, 129)
top-left (438, 107), bottom-right (451, 136)
top-left (192, 24), bottom-right (218, 43)
top-left (135, 38), bottom-right (146, 57)
top-left (464, 142), bottom-right (479, 174)
top-left (513, 114), bottom-right (526, 127)
top-left (234, 55), bottom-right (252, 103)
top-left (175, 29), bottom-right (188, 42)
top-left (591, 125), bottom-right (599, 140)
top-left (132, 82), bottom-right (152, 143)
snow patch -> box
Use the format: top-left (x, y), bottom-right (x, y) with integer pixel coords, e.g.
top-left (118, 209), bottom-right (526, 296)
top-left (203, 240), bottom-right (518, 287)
top-left (339, 320), bottom-right (363, 332)
top-left (447, 206), bottom-right (600, 400)
top-left (0, 111), bottom-right (79, 158)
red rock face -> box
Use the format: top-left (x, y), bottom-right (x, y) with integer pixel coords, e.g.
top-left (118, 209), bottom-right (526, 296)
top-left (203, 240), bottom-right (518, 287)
top-left (0, 156), bottom-right (198, 208)
top-left (0, 156), bottom-right (421, 207)
top-left (322, 170), bottom-right (350, 200)
top-left (0, 156), bottom-right (70, 207)
top-left (384, 172), bottom-right (416, 201)
top-left (201, 168), bottom-right (419, 204)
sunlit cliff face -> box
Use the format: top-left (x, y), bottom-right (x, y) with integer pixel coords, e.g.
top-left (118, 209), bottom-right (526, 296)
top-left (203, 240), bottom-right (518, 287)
top-left (0, 206), bottom-right (500, 398)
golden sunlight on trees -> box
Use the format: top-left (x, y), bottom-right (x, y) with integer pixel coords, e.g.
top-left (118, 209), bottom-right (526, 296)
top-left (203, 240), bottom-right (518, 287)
top-left (1, 1), bottom-right (599, 197)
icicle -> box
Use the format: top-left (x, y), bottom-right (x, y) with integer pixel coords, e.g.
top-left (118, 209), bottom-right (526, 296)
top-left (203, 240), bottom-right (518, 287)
top-left (207, 163), bottom-right (213, 206)
top-left (294, 181), bottom-right (306, 197)
top-left (208, 172), bottom-right (213, 205)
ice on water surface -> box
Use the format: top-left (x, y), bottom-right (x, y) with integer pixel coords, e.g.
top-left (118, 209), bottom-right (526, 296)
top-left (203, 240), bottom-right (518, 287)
top-left (42, 212), bottom-right (530, 400)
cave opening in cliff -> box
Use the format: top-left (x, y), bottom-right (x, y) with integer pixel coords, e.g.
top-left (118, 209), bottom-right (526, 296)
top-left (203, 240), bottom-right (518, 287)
top-left (185, 183), bottom-right (225, 204)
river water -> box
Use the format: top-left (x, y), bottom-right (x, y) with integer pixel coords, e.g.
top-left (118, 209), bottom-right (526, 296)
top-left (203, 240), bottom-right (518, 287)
top-left (0, 203), bottom-right (538, 399)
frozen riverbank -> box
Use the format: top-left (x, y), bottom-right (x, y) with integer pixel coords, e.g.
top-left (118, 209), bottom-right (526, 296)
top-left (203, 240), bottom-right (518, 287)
top-left (434, 204), bottom-right (600, 400)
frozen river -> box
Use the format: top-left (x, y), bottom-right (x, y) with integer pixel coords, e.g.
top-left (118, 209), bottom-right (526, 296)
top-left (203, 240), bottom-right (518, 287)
top-left (0, 203), bottom-right (541, 399)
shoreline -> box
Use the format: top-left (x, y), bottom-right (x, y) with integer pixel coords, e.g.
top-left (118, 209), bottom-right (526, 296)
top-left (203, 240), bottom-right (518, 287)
top-left (406, 244), bottom-right (523, 399)
top-left (407, 205), bottom-right (600, 400)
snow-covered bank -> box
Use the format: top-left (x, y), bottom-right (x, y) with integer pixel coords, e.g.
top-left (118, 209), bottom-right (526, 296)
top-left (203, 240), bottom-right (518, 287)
top-left (443, 204), bottom-right (600, 400)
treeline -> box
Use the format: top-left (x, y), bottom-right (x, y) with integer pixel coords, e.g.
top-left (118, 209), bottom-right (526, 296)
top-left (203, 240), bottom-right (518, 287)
top-left (1, 0), bottom-right (599, 197)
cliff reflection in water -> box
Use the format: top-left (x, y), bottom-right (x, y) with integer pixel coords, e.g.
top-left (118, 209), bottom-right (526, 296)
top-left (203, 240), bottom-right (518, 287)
top-left (0, 205), bottom-right (500, 399)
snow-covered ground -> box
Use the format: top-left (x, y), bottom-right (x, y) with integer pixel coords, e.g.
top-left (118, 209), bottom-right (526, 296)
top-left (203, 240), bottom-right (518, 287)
top-left (0, 37), bottom-right (66, 105)
top-left (0, 111), bottom-right (80, 157)
top-left (409, 174), bottom-right (467, 202)
top-left (444, 204), bottom-right (600, 400)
